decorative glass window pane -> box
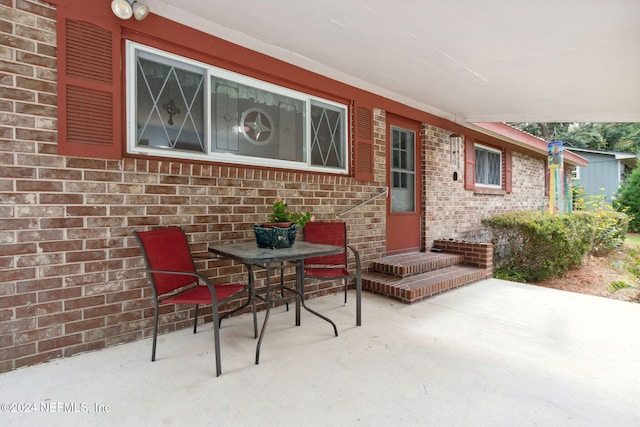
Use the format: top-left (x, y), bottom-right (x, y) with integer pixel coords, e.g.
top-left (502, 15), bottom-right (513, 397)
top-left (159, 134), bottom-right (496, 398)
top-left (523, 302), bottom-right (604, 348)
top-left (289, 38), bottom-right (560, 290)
top-left (310, 101), bottom-right (345, 168)
top-left (211, 76), bottom-right (305, 162)
top-left (135, 50), bottom-right (205, 153)
top-left (475, 144), bottom-right (502, 187)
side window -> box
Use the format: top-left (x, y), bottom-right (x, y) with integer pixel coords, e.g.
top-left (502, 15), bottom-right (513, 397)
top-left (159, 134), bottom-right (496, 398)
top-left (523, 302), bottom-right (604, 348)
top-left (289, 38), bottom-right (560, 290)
top-left (127, 42), bottom-right (348, 174)
top-left (474, 144), bottom-right (502, 187)
top-left (572, 166), bottom-right (581, 180)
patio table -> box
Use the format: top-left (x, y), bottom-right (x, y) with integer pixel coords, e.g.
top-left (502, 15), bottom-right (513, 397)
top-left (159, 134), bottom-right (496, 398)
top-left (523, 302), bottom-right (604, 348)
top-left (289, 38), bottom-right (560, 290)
top-left (208, 241), bottom-right (343, 364)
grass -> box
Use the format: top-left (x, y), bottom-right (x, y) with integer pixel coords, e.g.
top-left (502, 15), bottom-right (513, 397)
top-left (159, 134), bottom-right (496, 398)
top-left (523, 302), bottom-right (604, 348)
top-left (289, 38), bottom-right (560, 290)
top-left (608, 242), bottom-right (640, 298)
top-left (626, 233), bottom-right (640, 247)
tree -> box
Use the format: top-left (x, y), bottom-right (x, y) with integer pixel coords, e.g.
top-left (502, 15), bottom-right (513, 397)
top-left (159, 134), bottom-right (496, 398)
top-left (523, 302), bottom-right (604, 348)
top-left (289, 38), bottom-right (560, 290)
top-left (510, 122), bottom-right (570, 142)
top-left (510, 122), bottom-right (640, 154)
top-left (601, 123), bottom-right (640, 153)
top-left (613, 166), bottom-right (640, 232)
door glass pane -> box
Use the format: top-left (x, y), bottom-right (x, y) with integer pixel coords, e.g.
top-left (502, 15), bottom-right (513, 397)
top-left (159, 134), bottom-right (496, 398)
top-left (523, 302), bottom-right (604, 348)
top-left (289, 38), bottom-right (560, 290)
top-left (391, 126), bottom-right (415, 212)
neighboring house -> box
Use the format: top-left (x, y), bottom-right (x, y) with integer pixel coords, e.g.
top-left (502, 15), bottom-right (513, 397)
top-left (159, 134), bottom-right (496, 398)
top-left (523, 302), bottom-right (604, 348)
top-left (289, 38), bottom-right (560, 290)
top-left (567, 147), bottom-right (638, 202)
top-left (0, 0), bottom-right (587, 372)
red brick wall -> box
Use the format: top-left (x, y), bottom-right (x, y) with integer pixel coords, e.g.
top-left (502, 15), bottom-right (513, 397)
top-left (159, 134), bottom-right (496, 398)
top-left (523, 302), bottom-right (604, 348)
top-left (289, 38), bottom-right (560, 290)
top-left (0, 1), bottom-right (390, 373)
top-left (422, 125), bottom-right (546, 248)
top-left (432, 239), bottom-right (494, 277)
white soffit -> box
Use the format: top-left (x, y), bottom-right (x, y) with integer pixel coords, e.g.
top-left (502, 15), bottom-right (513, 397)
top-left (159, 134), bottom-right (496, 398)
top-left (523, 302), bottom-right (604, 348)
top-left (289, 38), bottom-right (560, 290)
top-left (146, 0), bottom-right (640, 124)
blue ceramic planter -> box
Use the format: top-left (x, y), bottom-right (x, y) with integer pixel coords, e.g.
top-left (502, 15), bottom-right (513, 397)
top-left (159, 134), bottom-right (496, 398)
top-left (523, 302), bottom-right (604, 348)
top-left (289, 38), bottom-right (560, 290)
top-left (253, 224), bottom-right (298, 249)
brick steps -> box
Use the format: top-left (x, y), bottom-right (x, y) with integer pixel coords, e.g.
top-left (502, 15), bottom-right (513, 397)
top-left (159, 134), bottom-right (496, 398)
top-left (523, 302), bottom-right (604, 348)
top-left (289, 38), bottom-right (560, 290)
top-left (371, 252), bottom-right (464, 278)
top-left (363, 250), bottom-right (490, 304)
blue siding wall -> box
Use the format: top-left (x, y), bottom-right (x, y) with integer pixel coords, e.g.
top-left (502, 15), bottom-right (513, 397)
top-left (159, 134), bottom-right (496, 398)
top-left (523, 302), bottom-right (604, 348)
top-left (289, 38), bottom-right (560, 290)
top-left (574, 152), bottom-right (621, 202)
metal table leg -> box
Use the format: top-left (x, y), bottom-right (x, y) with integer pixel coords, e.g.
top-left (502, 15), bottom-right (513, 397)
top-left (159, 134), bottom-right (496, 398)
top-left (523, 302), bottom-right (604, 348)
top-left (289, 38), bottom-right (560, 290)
top-left (254, 265), bottom-right (271, 364)
top-left (254, 260), bottom-right (338, 364)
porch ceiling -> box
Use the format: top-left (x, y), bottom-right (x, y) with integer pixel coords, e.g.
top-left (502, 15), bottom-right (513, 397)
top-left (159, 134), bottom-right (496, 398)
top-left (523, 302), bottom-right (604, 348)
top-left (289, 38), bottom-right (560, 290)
top-left (145, 0), bottom-right (640, 124)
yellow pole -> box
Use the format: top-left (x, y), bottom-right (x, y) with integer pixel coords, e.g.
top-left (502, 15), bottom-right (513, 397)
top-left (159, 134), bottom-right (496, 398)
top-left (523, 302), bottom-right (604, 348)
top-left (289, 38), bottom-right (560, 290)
top-left (549, 169), bottom-right (555, 214)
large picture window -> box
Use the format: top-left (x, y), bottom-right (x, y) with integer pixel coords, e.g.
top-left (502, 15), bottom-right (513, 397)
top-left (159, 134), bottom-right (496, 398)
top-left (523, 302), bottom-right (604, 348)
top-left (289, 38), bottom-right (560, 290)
top-left (475, 143), bottom-right (502, 187)
top-left (127, 42), bottom-right (348, 173)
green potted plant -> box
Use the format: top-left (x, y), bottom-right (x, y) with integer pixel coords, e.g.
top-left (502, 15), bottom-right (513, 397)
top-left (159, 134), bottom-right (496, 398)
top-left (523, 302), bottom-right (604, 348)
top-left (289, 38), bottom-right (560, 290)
top-left (265, 196), bottom-right (313, 228)
top-left (254, 197), bottom-right (314, 248)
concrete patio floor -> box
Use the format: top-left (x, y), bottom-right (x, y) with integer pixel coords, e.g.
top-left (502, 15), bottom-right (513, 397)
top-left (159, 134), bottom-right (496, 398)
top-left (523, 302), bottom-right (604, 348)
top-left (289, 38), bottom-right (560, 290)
top-left (1, 278), bottom-right (639, 427)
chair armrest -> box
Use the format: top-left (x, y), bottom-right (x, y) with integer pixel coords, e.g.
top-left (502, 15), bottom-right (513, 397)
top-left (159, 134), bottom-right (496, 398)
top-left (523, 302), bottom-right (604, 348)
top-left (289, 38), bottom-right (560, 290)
top-left (142, 268), bottom-right (208, 281)
top-left (141, 268), bottom-right (219, 298)
top-left (347, 245), bottom-right (362, 272)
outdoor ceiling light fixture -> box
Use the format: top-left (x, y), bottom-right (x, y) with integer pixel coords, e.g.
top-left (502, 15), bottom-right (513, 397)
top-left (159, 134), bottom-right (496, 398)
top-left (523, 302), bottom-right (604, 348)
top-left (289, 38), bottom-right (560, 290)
top-left (111, 0), bottom-right (150, 21)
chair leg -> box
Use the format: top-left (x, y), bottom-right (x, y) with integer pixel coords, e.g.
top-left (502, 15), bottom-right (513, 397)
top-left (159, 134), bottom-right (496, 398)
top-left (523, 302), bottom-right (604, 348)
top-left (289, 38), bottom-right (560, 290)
top-left (193, 304), bottom-right (199, 334)
top-left (211, 309), bottom-right (222, 377)
top-left (356, 274), bottom-right (362, 326)
top-left (219, 286), bottom-right (258, 339)
top-left (218, 291), bottom-right (254, 328)
top-left (344, 278), bottom-right (348, 304)
top-left (151, 303), bottom-right (159, 362)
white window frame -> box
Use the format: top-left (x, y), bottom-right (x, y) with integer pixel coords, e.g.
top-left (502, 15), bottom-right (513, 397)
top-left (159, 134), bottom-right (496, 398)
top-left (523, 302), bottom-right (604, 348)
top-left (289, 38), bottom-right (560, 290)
top-left (474, 143), bottom-right (502, 188)
top-left (125, 42), bottom-right (348, 174)
top-left (572, 166), bottom-right (581, 180)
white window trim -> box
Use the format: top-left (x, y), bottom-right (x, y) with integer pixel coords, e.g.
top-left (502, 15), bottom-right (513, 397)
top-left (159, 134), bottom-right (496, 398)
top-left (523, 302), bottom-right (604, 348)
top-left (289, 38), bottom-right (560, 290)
top-left (125, 41), bottom-right (349, 174)
top-left (474, 143), bottom-right (502, 188)
top-left (573, 166), bottom-right (581, 180)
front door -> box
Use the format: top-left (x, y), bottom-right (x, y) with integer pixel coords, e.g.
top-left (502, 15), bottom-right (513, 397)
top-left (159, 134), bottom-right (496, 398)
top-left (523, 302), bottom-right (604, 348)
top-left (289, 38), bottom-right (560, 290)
top-left (386, 115), bottom-right (421, 255)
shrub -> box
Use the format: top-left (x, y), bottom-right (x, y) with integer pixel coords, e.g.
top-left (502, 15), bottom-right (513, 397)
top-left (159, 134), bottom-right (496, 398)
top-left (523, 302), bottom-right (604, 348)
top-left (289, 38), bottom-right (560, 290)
top-left (572, 189), bottom-right (629, 255)
top-left (482, 210), bottom-right (629, 282)
top-left (613, 166), bottom-right (640, 232)
top-left (581, 210), bottom-right (629, 255)
top-left (571, 183), bottom-right (587, 211)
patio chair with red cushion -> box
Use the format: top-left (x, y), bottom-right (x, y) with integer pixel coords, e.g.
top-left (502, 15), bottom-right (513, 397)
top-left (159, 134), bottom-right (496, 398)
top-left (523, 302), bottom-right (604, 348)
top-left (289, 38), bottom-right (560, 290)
top-left (134, 227), bottom-right (257, 376)
top-left (303, 221), bottom-right (362, 325)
